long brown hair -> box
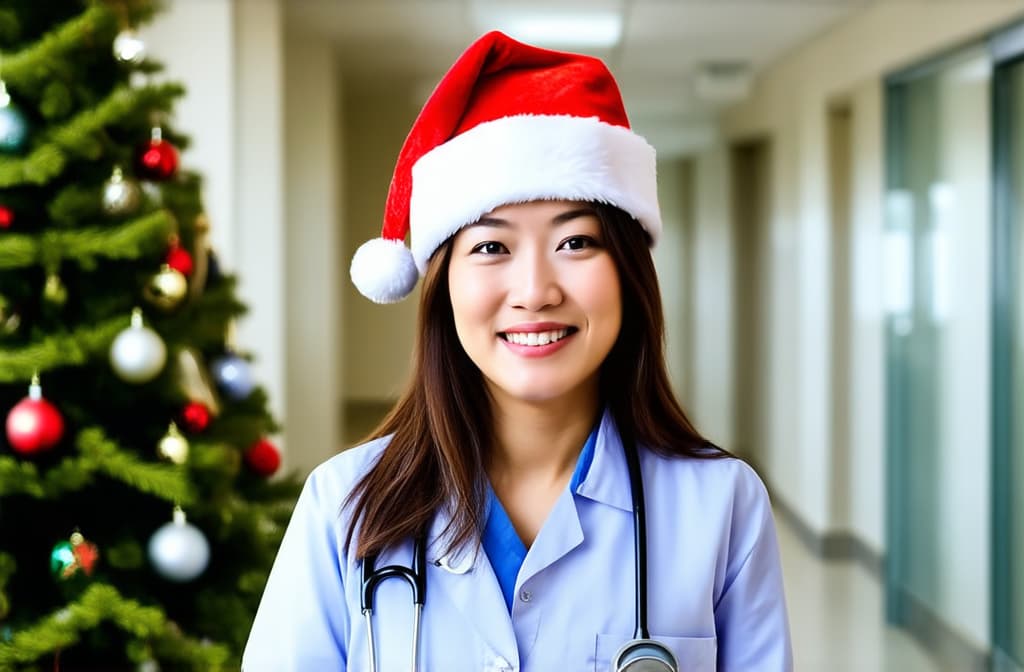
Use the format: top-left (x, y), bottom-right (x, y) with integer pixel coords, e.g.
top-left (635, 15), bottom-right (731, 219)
top-left (344, 203), bottom-right (729, 559)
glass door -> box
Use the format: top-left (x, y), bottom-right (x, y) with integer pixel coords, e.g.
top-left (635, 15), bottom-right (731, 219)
top-left (992, 22), bottom-right (1024, 672)
top-left (884, 42), bottom-right (994, 659)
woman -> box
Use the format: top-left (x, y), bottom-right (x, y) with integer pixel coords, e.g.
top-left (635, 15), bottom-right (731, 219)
top-left (243, 31), bottom-right (791, 672)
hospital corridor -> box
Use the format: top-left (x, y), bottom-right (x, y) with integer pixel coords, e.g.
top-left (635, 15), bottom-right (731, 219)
top-left (3, 0), bottom-right (1020, 669)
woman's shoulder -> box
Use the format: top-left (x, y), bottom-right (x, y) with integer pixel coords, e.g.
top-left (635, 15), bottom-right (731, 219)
top-left (643, 449), bottom-right (771, 510)
top-left (302, 434), bottom-right (394, 504)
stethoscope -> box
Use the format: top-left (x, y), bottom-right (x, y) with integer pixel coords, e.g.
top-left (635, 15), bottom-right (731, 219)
top-left (360, 431), bottom-right (679, 672)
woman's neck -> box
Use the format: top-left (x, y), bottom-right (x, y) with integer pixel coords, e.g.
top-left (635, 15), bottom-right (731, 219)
top-left (486, 383), bottom-right (601, 484)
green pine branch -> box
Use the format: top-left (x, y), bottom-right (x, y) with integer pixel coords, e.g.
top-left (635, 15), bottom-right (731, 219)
top-left (0, 209), bottom-right (175, 271)
top-left (0, 583), bottom-right (230, 669)
top-left (0, 315), bottom-right (126, 382)
top-left (1, 6), bottom-right (118, 92)
top-left (0, 83), bottom-right (185, 188)
top-left (0, 427), bottom-right (194, 504)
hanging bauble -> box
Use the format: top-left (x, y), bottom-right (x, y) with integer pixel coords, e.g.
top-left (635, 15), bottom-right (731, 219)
top-left (211, 353), bottom-right (254, 401)
top-left (50, 531), bottom-right (100, 580)
top-left (43, 273), bottom-right (68, 307)
top-left (0, 81), bottom-right (29, 154)
top-left (245, 438), bottom-right (281, 477)
top-left (165, 244), bottom-right (194, 277)
top-left (110, 308), bottom-right (167, 383)
top-left (157, 422), bottom-right (189, 465)
top-left (102, 165), bottom-right (141, 216)
top-left (113, 29), bottom-right (147, 65)
top-left (143, 264), bottom-right (187, 312)
top-left (135, 127), bottom-right (178, 181)
top-left (180, 401), bottom-right (211, 434)
top-left (174, 349), bottom-right (221, 415)
top-left (0, 205), bottom-right (13, 229)
top-left (148, 506), bottom-right (209, 582)
top-left (0, 294), bottom-right (21, 336)
top-left (5, 374), bottom-right (64, 455)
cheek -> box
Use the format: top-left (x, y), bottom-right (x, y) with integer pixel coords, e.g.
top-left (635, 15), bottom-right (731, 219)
top-left (448, 265), bottom-right (502, 335)
top-left (570, 261), bottom-right (622, 332)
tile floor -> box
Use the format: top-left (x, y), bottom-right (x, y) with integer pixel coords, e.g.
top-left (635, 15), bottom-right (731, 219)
top-left (776, 513), bottom-right (944, 671)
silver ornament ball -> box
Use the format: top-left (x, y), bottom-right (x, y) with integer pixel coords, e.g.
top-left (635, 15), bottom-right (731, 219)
top-left (0, 104), bottom-right (29, 154)
top-left (110, 311), bottom-right (167, 383)
top-left (113, 30), bottom-right (147, 65)
top-left (102, 167), bottom-right (141, 215)
top-left (148, 509), bottom-right (210, 582)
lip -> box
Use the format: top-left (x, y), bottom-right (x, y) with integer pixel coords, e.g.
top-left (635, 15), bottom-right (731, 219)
top-left (498, 328), bottom-right (577, 358)
top-left (499, 321), bottom-right (573, 334)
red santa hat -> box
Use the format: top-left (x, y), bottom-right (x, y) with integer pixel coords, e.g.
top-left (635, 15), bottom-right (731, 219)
top-left (350, 30), bottom-right (662, 304)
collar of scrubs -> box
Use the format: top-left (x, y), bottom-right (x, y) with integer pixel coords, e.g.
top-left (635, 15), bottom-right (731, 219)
top-left (425, 409), bottom-right (634, 573)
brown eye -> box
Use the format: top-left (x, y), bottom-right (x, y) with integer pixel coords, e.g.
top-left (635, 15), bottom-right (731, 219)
top-left (558, 236), bottom-right (597, 251)
top-left (471, 241), bottom-right (508, 255)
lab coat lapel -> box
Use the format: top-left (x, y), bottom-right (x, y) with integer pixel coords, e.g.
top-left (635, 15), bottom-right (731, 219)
top-left (574, 409), bottom-right (633, 513)
top-left (517, 486), bottom-right (583, 586)
top-left (424, 506), bottom-right (521, 666)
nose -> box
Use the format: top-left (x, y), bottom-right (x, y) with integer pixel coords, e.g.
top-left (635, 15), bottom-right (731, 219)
top-left (507, 248), bottom-right (563, 311)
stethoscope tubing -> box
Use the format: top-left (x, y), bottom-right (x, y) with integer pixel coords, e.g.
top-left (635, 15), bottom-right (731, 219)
top-left (361, 537), bottom-right (427, 672)
top-left (359, 429), bottom-right (677, 672)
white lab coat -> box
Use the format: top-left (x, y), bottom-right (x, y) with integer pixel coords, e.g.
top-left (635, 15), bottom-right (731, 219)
top-left (242, 410), bottom-right (793, 671)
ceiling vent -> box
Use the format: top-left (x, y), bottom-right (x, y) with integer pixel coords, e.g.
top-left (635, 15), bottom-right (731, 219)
top-left (694, 61), bottom-right (752, 105)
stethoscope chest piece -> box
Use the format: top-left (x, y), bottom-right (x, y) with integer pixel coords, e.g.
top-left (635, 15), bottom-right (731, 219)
top-left (613, 638), bottom-right (679, 672)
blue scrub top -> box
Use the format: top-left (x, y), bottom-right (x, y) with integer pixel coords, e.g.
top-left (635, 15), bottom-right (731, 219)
top-left (483, 426), bottom-right (599, 612)
top-left (242, 409), bottom-right (793, 671)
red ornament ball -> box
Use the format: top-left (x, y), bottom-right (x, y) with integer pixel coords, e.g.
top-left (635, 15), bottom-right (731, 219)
top-left (0, 205), bottom-right (13, 229)
top-left (180, 401), bottom-right (211, 433)
top-left (245, 438), bottom-right (281, 477)
top-left (166, 245), bottom-right (194, 277)
top-left (6, 395), bottom-right (64, 455)
top-left (136, 137), bottom-right (179, 181)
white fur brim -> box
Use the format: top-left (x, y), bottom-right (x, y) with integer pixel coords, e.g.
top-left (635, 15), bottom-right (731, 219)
top-left (350, 237), bottom-right (419, 303)
top-left (408, 114), bottom-right (660, 273)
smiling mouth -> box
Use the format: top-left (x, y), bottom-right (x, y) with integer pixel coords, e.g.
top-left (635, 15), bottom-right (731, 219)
top-left (498, 327), bottom-right (578, 346)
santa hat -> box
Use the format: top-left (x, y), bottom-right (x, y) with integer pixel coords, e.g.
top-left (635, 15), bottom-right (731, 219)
top-left (350, 30), bottom-right (662, 304)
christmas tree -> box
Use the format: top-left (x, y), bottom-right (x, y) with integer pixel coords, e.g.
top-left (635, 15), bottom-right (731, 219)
top-left (0, 1), bottom-right (300, 669)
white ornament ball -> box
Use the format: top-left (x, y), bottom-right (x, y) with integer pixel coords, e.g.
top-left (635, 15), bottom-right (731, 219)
top-left (110, 310), bottom-right (166, 383)
top-left (148, 509), bottom-right (210, 582)
top-left (113, 30), bottom-right (147, 65)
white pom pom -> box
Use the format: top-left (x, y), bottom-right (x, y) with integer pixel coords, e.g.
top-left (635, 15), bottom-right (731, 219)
top-left (350, 238), bottom-right (419, 303)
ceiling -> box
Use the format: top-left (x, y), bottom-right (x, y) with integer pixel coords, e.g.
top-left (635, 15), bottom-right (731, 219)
top-left (285, 0), bottom-right (875, 155)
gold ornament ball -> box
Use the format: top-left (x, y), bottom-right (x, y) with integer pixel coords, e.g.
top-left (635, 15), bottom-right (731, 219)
top-left (143, 265), bottom-right (187, 312)
top-left (158, 424), bottom-right (190, 465)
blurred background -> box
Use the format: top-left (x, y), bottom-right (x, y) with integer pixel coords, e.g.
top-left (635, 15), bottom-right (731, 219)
top-left (137, 0), bottom-right (1024, 669)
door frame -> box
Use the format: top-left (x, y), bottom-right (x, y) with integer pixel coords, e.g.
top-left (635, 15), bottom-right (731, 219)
top-left (990, 21), bottom-right (1024, 672)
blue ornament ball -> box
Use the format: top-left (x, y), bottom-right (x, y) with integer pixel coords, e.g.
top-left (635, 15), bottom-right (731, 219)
top-left (0, 105), bottom-right (29, 154)
top-left (211, 353), bottom-right (254, 401)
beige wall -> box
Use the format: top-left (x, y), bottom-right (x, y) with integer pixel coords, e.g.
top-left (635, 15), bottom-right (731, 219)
top-left (652, 158), bottom-right (692, 403)
top-left (692, 0), bottom-right (1024, 649)
top-left (283, 29), bottom-right (343, 473)
top-left (148, 0), bottom-right (346, 475)
top-left (341, 80), bottom-right (421, 402)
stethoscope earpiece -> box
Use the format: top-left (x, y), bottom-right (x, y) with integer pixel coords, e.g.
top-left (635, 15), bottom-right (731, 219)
top-left (612, 639), bottom-right (679, 672)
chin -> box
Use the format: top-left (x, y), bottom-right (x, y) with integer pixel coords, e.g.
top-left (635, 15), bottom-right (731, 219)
top-left (491, 375), bottom-right (584, 404)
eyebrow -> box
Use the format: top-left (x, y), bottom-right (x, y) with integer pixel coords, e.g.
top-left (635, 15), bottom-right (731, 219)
top-left (469, 207), bottom-right (598, 229)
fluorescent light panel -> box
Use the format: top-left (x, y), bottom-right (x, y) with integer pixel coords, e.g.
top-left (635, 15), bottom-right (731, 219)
top-left (472, 8), bottom-right (623, 49)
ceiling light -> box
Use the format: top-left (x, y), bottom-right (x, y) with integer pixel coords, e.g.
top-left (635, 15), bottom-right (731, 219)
top-left (472, 9), bottom-right (623, 49)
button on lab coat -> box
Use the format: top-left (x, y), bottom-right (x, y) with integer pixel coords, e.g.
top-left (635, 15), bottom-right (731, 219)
top-left (242, 411), bottom-right (793, 671)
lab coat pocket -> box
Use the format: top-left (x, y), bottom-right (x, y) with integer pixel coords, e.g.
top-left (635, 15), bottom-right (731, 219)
top-left (594, 633), bottom-right (717, 672)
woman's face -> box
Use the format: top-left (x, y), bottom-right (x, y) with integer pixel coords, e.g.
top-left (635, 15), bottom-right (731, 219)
top-left (447, 200), bottom-right (622, 406)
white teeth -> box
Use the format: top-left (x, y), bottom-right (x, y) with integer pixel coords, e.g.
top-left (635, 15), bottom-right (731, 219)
top-left (503, 329), bottom-right (570, 346)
